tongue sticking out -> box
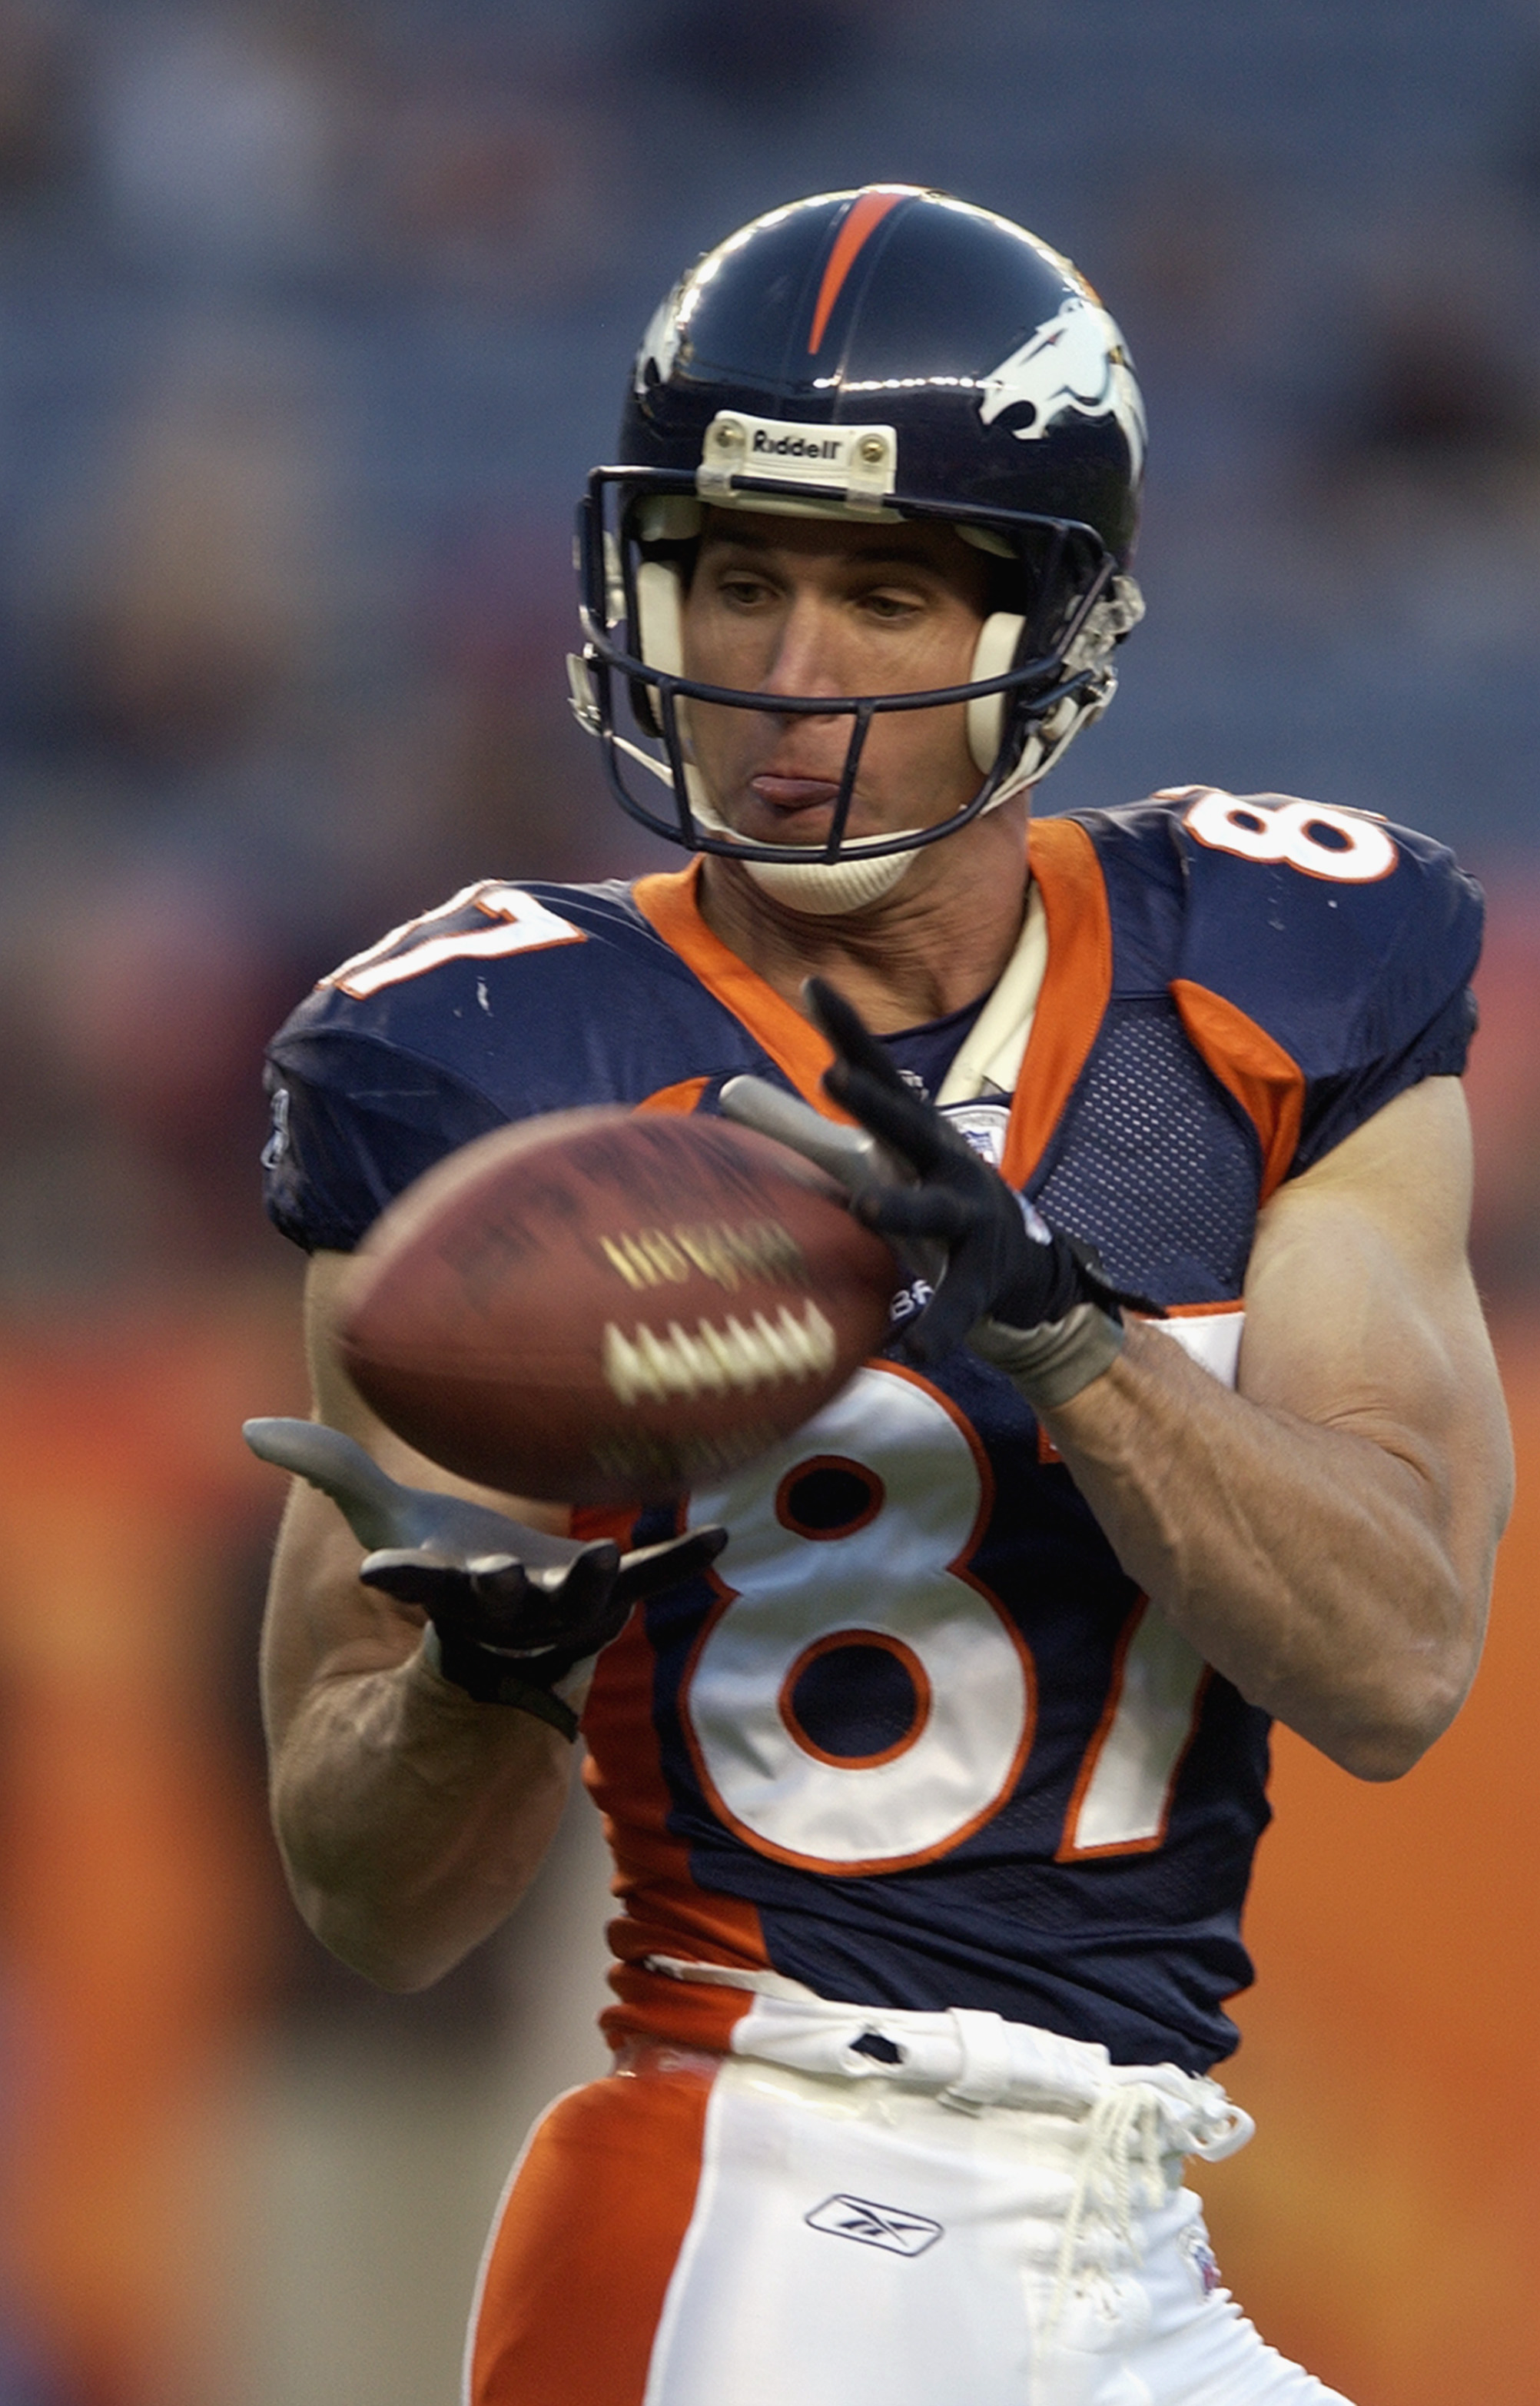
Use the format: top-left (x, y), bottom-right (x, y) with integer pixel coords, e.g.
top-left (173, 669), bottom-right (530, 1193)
top-left (751, 775), bottom-right (842, 810)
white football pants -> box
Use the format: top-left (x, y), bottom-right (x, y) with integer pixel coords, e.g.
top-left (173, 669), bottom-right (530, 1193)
top-left (468, 1984), bottom-right (1356, 2406)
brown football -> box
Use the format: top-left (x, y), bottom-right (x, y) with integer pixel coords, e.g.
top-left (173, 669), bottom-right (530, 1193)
top-left (337, 1107), bottom-right (899, 1507)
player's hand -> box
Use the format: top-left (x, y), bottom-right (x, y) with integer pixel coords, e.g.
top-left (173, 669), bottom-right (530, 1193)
top-left (802, 976), bottom-right (1127, 1366)
top-left (244, 1419), bottom-right (725, 1736)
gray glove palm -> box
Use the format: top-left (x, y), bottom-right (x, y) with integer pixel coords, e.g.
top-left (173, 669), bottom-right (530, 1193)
top-left (244, 1417), bottom-right (725, 1738)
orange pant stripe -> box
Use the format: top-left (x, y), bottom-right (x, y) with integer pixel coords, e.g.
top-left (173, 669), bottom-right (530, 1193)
top-left (469, 2069), bottom-right (710, 2405)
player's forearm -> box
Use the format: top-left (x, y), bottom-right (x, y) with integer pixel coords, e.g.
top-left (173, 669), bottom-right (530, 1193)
top-left (270, 1650), bottom-right (572, 1990)
top-left (1042, 1320), bottom-right (1491, 1780)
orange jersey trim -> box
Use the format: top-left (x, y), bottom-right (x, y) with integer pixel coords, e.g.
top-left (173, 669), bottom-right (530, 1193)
top-left (582, 1603), bottom-right (767, 2054)
top-left (634, 1075), bottom-right (711, 1116)
top-left (632, 864), bottom-right (854, 1118)
top-left (1169, 978), bottom-right (1305, 1202)
top-left (1149, 1297), bottom-right (1249, 1319)
top-left (808, 190), bottom-right (905, 353)
top-left (470, 2069), bottom-right (711, 2406)
top-left (637, 829), bottom-right (1113, 1183)
top-left (1002, 818), bottom-right (1115, 1188)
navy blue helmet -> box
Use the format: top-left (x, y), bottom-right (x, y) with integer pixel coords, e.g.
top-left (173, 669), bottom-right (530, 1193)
top-left (570, 186), bottom-right (1146, 895)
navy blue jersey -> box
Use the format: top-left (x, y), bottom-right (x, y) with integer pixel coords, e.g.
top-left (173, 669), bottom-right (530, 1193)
top-left (264, 791), bottom-right (1481, 2072)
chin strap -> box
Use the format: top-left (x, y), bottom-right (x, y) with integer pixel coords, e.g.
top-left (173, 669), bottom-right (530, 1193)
top-left (689, 791), bottom-right (923, 914)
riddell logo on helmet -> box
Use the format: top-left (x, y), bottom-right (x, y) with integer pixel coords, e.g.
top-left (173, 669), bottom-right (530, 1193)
top-left (752, 430), bottom-right (842, 460)
top-left (695, 410), bottom-right (898, 505)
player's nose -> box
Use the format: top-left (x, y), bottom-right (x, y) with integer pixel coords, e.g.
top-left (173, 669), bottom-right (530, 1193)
top-left (757, 590), bottom-right (847, 708)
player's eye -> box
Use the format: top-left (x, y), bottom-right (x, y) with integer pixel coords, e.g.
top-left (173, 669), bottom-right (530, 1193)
top-left (713, 567), bottom-right (778, 610)
top-left (858, 586), bottom-right (927, 623)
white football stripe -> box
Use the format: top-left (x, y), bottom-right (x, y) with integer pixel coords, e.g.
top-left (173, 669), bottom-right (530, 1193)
top-left (602, 1303), bottom-right (837, 1406)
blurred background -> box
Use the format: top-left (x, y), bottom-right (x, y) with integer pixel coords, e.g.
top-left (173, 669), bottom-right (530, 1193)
top-left (0, 1), bottom-right (1535, 2400)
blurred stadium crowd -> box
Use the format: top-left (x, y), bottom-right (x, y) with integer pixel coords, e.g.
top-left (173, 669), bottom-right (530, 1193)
top-left (0, 2), bottom-right (1535, 2402)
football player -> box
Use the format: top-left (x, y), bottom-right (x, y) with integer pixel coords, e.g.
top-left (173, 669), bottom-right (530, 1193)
top-left (251, 188), bottom-right (1512, 2405)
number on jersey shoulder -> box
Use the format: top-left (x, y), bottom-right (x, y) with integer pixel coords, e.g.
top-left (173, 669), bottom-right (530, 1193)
top-left (1177, 788), bottom-right (1397, 885)
top-left (324, 882), bottom-right (586, 1000)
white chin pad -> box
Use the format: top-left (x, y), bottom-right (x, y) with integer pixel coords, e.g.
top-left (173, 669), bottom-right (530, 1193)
top-left (966, 612), bottom-right (1024, 774)
top-left (742, 848), bottom-right (916, 915)
top-left (689, 788), bottom-right (920, 915)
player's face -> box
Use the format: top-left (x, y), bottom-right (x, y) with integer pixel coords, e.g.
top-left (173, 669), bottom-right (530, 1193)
top-left (679, 511), bottom-right (993, 849)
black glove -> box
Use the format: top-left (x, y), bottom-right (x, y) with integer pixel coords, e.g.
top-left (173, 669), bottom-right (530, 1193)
top-left (805, 977), bottom-right (1133, 1369)
top-left (244, 1418), bottom-right (725, 1740)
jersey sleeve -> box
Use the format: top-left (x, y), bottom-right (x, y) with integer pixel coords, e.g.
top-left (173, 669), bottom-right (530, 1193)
top-left (1165, 793), bottom-right (1483, 1178)
top-left (261, 1032), bottom-right (506, 1254)
top-left (258, 872), bottom-right (762, 1255)
top-left (1289, 968), bottom-right (1475, 1175)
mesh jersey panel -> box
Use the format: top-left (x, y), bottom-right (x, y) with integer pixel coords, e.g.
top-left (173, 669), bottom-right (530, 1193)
top-left (1030, 997), bottom-right (1257, 1302)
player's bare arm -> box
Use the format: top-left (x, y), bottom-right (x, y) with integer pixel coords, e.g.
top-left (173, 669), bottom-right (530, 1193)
top-left (261, 1252), bottom-right (576, 1990)
top-left (1044, 1073), bottom-right (1512, 1781)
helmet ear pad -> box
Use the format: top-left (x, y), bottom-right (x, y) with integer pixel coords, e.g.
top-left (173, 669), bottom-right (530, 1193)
top-left (629, 557), bottom-right (686, 736)
top-left (965, 612), bottom-right (1025, 775)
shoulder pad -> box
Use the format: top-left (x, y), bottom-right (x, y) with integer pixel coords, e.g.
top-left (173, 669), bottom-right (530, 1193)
top-left (1069, 790), bottom-right (1482, 1178)
top-left (1158, 788), bottom-right (1481, 1079)
top-left (273, 876), bottom-right (732, 1104)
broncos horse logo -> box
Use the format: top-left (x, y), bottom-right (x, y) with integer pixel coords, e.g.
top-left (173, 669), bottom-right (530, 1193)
top-left (977, 299), bottom-right (1146, 478)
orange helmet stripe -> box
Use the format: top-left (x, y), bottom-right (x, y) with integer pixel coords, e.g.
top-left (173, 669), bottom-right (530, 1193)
top-left (807, 189), bottom-right (905, 354)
